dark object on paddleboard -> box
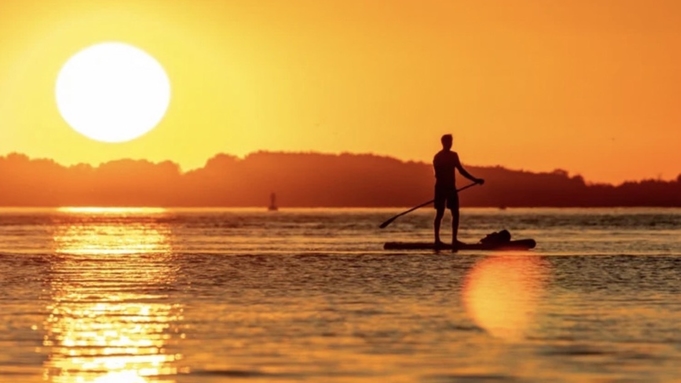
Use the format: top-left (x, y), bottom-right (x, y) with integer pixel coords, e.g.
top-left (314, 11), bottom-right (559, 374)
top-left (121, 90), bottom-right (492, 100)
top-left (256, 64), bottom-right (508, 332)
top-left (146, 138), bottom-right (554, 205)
top-left (383, 239), bottom-right (536, 251)
top-left (480, 229), bottom-right (511, 244)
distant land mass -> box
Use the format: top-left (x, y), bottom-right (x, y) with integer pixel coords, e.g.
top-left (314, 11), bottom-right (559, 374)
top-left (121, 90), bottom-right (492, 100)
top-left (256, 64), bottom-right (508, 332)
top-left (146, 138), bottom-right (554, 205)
top-left (1, 152), bottom-right (680, 207)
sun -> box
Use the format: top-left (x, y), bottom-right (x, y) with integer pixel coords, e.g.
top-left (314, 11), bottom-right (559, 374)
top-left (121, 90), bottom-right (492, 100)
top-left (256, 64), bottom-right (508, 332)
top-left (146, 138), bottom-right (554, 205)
top-left (55, 42), bottom-right (171, 143)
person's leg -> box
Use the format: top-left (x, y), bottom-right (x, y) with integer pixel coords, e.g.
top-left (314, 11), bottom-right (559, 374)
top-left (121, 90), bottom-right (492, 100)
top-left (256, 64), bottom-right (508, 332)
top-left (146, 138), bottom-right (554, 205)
top-left (434, 186), bottom-right (446, 245)
top-left (434, 207), bottom-right (445, 245)
top-left (451, 207), bottom-right (460, 245)
top-left (449, 191), bottom-right (461, 251)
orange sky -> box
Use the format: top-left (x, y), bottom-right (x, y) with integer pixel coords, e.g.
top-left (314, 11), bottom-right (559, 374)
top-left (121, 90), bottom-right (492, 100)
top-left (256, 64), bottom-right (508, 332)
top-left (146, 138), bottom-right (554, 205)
top-left (0, 0), bottom-right (679, 184)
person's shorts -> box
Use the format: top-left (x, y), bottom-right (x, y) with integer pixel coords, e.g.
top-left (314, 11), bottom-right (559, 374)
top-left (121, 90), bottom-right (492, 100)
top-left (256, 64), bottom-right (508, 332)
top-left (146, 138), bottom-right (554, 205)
top-left (434, 186), bottom-right (459, 210)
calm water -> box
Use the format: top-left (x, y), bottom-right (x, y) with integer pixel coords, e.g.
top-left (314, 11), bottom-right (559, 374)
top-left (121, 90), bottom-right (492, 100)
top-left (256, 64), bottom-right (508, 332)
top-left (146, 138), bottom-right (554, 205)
top-left (0, 208), bottom-right (680, 383)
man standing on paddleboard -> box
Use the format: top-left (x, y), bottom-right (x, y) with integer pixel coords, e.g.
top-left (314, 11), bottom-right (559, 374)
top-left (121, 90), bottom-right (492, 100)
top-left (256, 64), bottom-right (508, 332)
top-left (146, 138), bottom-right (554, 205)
top-left (433, 134), bottom-right (484, 251)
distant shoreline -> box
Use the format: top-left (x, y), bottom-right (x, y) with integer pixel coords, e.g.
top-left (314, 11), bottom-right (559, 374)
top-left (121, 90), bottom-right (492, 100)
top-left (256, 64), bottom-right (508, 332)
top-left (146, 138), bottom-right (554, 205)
top-left (2, 152), bottom-right (680, 207)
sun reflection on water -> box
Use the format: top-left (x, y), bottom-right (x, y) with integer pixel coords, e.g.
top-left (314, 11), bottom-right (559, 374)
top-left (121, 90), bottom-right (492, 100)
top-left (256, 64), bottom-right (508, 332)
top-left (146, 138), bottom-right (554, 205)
top-left (462, 255), bottom-right (549, 341)
top-left (56, 207), bottom-right (168, 215)
top-left (44, 211), bottom-right (184, 382)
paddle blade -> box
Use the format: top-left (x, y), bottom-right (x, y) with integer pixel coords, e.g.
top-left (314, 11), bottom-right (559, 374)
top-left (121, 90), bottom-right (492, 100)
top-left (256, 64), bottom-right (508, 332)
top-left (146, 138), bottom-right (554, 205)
top-left (379, 217), bottom-right (397, 229)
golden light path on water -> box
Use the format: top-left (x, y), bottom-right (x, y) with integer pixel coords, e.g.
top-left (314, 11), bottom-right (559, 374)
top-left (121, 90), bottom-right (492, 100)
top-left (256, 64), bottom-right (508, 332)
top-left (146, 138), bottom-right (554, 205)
top-left (44, 207), bottom-right (185, 383)
top-left (57, 207), bottom-right (168, 215)
top-left (462, 254), bottom-right (549, 341)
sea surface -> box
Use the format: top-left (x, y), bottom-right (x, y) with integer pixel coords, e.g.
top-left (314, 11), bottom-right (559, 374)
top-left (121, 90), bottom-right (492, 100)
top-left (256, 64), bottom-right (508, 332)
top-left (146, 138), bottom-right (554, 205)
top-left (0, 207), bottom-right (680, 383)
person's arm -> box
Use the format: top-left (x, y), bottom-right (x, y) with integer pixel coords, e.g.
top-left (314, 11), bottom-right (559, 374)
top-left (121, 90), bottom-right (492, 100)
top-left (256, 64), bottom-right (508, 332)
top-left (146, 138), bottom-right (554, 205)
top-left (454, 154), bottom-right (484, 184)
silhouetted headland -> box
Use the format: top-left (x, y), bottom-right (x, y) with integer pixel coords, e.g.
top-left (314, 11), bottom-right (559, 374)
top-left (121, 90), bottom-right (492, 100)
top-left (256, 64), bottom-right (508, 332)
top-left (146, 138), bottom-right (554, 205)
top-left (1, 152), bottom-right (680, 207)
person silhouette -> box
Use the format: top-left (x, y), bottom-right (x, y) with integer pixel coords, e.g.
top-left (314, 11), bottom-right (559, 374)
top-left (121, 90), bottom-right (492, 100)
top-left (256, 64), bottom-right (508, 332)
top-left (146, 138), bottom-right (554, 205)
top-left (433, 134), bottom-right (484, 251)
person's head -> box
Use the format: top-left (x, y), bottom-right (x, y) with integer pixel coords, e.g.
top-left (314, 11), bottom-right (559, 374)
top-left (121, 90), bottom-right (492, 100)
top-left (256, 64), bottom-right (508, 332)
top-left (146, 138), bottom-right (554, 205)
top-left (440, 134), bottom-right (453, 150)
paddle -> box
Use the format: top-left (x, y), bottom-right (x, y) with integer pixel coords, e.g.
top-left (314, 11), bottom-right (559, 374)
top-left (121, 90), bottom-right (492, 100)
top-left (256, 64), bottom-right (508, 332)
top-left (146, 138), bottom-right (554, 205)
top-left (379, 182), bottom-right (479, 229)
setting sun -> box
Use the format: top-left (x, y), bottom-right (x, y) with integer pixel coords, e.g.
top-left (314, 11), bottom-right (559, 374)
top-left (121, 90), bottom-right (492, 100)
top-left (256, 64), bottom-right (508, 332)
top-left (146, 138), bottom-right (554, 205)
top-left (55, 42), bottom-right (171, 143)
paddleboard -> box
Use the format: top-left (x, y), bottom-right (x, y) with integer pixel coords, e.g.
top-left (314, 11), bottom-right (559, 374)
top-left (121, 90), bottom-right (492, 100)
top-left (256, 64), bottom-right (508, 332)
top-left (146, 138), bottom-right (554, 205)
top-left (383, 239), bottom-right (536, 251)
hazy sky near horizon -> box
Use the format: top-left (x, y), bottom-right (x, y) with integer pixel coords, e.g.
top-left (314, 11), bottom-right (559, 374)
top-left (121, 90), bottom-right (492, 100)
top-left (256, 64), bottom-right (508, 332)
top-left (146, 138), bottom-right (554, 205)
top-left (1, 0), bottom-right (680, 184)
